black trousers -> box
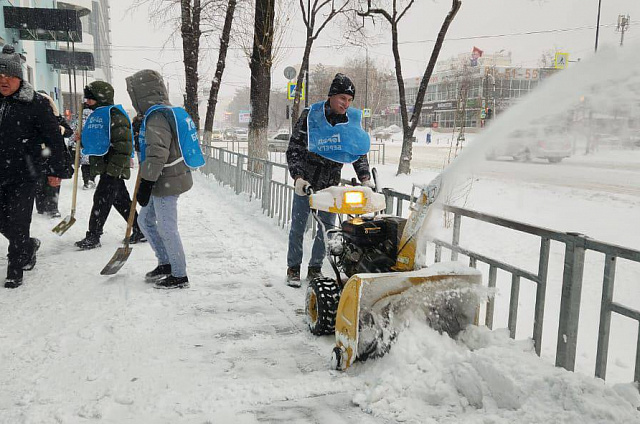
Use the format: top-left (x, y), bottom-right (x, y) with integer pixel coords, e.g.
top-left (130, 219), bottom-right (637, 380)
top-left (0, 180), bottom-right (36, 276)
top-left (81, 164), bottom-right (94, 185)
top-left (88, 174), bottom-right (140, 238)
top-left (34, 174), bottom-right (60, 214)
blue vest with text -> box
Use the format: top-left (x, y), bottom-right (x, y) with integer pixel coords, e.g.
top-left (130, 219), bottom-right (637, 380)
top-left (307, 101), bottom-right (370, 164)
top-left (139, 105), bottom-right (205, 169)
top-left (81, 105), bottom-right (133, 157)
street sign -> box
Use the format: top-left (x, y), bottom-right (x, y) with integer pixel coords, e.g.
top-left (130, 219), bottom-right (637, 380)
top-left (363, 108), bottom-right (371, 118)
top-left (238, 110), bottom-right (251, 123)
top-left (287, 81), bottom-right (305, 100)
top-left (284, 66), bottom-right (297, 80)
top-left (555, 52), bottom-right (569, 69)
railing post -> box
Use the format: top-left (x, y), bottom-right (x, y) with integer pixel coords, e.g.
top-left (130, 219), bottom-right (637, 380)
top-left (451, 214), bottom-right (461, 261)
top-left (595, 255), bottom-right (616, 380)
top-left (556, 233), bottom-right (587, 372)
top-left (382, 143), bottom-right (386, 165)
top-left (262, 162), bottom-right (273, 212)
top-left (235, 154), bottom-right (243, 195)
top-left (382, 188), bottom-right (394, 214)
top-left (485, 265), bottom-right (498, 329)
top-left (508, 274), bottom-right (521, 339)
top-left (533, 238), bottom-right (550, 356)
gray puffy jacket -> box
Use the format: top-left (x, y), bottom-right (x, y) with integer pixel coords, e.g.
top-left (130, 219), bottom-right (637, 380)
top-left (126, 69), bottom-right (193, 197)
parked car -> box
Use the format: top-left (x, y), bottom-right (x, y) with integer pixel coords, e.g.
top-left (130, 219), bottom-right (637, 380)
top-left (268, 132), bottom-right (290, 152)
top-left (235, 128), bottom-right (248, 141)
top-left (210, 129), bottom-right (223, 142)
top-left (486, 127), bottom-right (572, 163)
top-left (223, 128), bottom-right (237, 141)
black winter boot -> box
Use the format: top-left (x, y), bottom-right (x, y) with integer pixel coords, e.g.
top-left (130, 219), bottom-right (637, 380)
top-left (128, 230), bottom-right (147, 245)
top-left (154, 275), bottom-right (189, 289)
top-left (286, 266), bottom-right (301, 288)
top-left (307, 266), bottom-right (324, 282)
top-left (23, 238), bottom-right (41, 271)
top-left (74, 234), bottom-right (101, 250)
top-left (5, 267), bottom-right (23, 289)
top-left (145, 264), bottom-right (172, 283)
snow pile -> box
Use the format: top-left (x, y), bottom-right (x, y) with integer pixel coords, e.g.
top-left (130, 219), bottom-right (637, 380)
top-left (352, 323), bottom-right (640, 423)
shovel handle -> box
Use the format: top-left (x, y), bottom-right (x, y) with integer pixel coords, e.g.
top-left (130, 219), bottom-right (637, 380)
top-left (123, 171), bottom-right (143, 246)
top-left (69, 107), bottom-right (84, 216)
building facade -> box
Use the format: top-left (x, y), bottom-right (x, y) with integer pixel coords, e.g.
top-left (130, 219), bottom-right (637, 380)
top-left (0, 0), bottom-right (111, 115)
top-left (374, 51), bottom-right (558, 130)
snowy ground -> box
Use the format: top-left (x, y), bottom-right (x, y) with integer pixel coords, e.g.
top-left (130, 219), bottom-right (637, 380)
top-left (1, 165), bottom-right (639, 423)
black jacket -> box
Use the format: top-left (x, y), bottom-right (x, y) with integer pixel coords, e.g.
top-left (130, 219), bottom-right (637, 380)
top-left (286, 102), bottom-right (370, 191)
top-left (0, 82), bottom-right (71, 184)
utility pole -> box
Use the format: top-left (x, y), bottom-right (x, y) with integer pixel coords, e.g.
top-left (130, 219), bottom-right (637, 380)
top-left (616, 14), bottom-right (630, 46)
top-left (595, 0), bottom-right (602, 52)
top-left (364, 47), bottom-right (369, 132)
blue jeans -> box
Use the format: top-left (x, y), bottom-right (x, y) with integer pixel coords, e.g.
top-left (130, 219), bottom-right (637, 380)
top-left (138, 195), bottom-right (187, 277)
top-left (287, 193), bottom-right (335, 269)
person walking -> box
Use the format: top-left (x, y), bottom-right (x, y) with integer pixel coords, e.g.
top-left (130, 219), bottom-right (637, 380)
top-left (74, 81), bottom-right (145, 250)
top-left (0, 45), bottom-right (71, 288)
top-left (126, 69), bottom-right (199, 289)
top-left (285, 73), bottom-right (373, 287)
top-left (34, 91), bottom-right (73, 218)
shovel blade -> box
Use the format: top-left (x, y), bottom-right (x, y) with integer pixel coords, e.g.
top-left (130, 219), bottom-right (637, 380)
top-left (52, 215), bottom-right (76, 236)
top-left (100, 246), bottom-right (133, 275)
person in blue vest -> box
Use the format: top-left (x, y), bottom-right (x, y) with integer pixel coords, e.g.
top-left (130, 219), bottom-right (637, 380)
top-left (74, 81), bottom-right (146, 250)
top-left (126, 69), bottom-right (202, 289)
top-left (285, 73), bottom-right (374, 287)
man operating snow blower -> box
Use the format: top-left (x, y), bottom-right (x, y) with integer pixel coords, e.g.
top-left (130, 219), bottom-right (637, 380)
top-left (285, 73), bottom-right (374, 287)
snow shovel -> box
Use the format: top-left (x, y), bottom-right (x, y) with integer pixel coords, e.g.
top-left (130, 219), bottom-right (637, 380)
top-left (100, 172), bottom-right (142, 275)
top-left (52, 107), bottom-right (84, 236)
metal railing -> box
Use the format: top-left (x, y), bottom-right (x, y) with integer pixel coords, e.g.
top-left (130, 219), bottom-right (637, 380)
top-left (382, 187), bottom-right (640, 384)
top-left (199, 144), bottom-right (640, 384)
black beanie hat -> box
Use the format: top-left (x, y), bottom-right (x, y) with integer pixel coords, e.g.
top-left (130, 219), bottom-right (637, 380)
top-left (328, 73), bottom-right (355, 99)
top-left (83, 86), bottom-right (96, 101)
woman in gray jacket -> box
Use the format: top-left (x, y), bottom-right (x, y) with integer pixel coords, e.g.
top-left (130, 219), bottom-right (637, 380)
top-left (126, 70), bottom-right (193, 289)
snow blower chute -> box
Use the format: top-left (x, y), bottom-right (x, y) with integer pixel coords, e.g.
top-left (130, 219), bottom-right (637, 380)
top-left (304, 173), bottom-right (482, 370)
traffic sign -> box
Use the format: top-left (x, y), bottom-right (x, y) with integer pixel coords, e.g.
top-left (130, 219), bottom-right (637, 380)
top-left (238, 110), bottom-right (251, 123)
top-left (555, 52), bottom-right (569, 69)
top-left (363, 108), bottom-right (371, 118)
top-left (284, 66), bottom-right (297, 80)
top-left (287, 81), bottom-right (305, 100)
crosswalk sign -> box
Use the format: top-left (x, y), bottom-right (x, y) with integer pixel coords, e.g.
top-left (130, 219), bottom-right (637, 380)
top-left (555, 52), bottom-right (569, 69)
top-left (363, 108), bottom-right (371, 118)
top-left (287, 81), bottom-right (305, 100)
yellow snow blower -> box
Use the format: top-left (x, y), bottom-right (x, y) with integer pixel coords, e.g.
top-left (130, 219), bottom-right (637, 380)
top-left (304, 173), bottom-right (482, 370)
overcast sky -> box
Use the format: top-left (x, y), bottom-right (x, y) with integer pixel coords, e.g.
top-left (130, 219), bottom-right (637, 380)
top-left (109, 0), bottom-right (639, 114)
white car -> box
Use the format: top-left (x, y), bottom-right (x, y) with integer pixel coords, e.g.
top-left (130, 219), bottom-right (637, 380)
top-left (235, 128), bottom-right (248, 141)
top-left (486, 127), bottom-right (572, 163)
top-left (268, 132), bottom-right (290, 152)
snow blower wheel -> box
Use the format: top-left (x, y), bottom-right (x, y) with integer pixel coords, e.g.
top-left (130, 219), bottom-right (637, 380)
top-left (305, 277), bottom-right (340, 336)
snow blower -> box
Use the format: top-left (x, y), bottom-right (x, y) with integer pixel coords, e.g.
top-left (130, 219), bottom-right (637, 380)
top-left (304, 172), bottom-right (482, 370)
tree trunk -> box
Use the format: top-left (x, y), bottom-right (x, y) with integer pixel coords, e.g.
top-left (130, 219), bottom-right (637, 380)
top-left (248, 0), bottom-right (275, 164)
top-left (203, 0), bottom-right (237, 137)
top-left (181, 0), bottom-right (201, 129)
top-left (396, 0), bottom-right (461, 175)
top-left (291, 36), bottom-right (314, 125)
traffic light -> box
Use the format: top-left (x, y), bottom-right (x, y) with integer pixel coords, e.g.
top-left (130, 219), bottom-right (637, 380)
top-left (286, 104), bottom-right (290, 120)
top-left (486, 108), bottom-right (493, 120)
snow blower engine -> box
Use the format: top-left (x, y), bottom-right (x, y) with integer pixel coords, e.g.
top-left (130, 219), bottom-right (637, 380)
top-left (305, 172), bottom-right (483, 370)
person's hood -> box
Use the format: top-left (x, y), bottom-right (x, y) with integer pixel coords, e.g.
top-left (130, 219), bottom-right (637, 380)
top-left (126, 69), bottom-right (170, 115)
top-left (84, 81), bottom-right (114, 108)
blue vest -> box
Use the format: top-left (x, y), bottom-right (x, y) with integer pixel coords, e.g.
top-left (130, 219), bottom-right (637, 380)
top-left (307, 102), bottom-right (370, 164)
top-left (81, 105), bottom-right (133, 157)
top-left (139, 105), bottom-right (205, 169)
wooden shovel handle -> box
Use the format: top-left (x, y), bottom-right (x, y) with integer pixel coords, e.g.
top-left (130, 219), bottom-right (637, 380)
top-left (124, 170), bottom-right (143, 246)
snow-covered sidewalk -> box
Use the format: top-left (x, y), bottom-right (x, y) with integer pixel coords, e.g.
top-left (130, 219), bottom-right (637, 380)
top-left (0, 172), bottom-right (638, 423)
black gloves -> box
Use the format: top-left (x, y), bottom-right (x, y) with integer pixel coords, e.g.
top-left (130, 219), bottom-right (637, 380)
top-left (136, 179), bottom-right (155, 207)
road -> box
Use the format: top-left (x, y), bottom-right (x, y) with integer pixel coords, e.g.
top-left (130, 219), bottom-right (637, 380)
top-left (382, 143), bottom-right (640, 197)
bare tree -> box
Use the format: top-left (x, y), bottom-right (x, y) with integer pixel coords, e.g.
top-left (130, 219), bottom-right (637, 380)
top-left (358, 0), bottom-right (462, 175)
top-left (203, 0), bottom-right (237, 137)
top-left (181, 0), bottom-right (202, 128)
top-left (290, 0), bottom-right (352, 124)
top-left (248, 0), bottom-right (276, 162)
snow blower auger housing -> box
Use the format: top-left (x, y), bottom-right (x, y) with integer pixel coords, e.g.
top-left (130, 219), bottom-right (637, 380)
top-left (304, 175), bottom-right (483, 371)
